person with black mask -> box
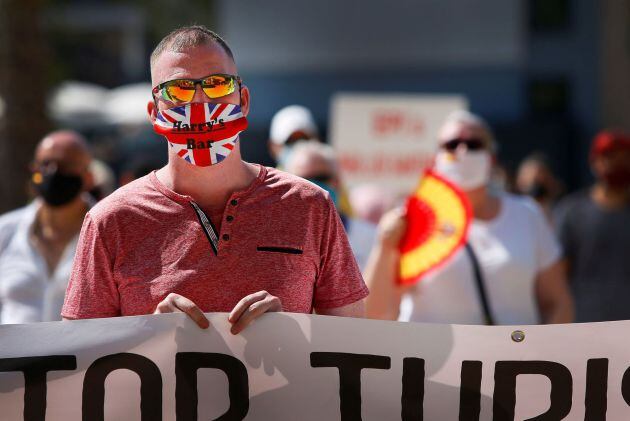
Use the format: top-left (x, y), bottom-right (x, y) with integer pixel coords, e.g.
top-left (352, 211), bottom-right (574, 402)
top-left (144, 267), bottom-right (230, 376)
top-left (554, 131), bottom-right (630, 322)
top-left (0, 130), bottom-right (93, 323)
top-left (516, 152), bottom-right (563, 221)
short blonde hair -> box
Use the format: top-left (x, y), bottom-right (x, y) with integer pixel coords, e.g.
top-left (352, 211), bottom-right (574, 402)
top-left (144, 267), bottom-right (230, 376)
top-left (150, 25), bottom-right (234, 77)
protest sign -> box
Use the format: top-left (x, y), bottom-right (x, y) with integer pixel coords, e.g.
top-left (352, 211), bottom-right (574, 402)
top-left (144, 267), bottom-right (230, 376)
top-left (1, 313), bottom-right (630, 420)
top-left (329, 93), bottom-right (467, 198)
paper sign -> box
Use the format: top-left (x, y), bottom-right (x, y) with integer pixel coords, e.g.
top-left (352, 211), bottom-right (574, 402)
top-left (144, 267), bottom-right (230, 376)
top-left (329, 93), bottom-right (467, 197)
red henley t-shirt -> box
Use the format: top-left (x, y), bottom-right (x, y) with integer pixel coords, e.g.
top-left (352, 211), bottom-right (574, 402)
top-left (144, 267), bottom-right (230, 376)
top-left (62, 165), bottom-right (368, 318)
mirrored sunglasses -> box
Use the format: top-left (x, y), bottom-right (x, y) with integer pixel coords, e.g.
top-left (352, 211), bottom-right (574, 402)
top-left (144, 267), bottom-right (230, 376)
top-left (152, 73), bottom-right (241, 104)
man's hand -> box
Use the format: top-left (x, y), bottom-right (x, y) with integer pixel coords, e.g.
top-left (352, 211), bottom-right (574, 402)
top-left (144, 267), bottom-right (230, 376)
top-left (154, 293), bottom-right (210, 329)
top-left (228, 290), bottom-right (282, 335)
top-left (377, 207), bottom-right (407, 251)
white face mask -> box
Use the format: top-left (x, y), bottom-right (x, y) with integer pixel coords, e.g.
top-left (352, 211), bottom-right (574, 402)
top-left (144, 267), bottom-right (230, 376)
top-left (433, 150), bottom-right (492, 191)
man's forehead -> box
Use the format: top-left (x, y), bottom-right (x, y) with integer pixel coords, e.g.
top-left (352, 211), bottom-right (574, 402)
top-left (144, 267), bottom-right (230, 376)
top-left (151, 43), bottom-right (236, 86)
top-left (439, 121), bottom-right (485, 142)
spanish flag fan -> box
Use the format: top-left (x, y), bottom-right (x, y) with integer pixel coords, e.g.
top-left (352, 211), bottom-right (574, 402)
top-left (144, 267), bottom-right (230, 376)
top-left (398, 169), bottom-right (472, 285)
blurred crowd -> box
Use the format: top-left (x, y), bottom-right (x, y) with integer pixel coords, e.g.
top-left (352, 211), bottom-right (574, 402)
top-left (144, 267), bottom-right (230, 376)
top-left (1, 101), bottom-right (629, 326)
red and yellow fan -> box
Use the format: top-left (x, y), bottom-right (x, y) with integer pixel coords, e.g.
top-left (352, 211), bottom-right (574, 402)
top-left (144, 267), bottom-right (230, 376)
top-left (398, 169), bottom-right (472, 285)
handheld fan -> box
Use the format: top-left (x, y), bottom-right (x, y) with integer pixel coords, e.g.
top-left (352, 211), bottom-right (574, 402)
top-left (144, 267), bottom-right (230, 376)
top-left (398, 169), bottom-right (472, 285)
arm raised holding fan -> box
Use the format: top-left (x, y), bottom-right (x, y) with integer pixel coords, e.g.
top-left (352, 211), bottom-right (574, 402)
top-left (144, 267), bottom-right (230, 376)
top-left (364, 208), bottom-right (409, 320)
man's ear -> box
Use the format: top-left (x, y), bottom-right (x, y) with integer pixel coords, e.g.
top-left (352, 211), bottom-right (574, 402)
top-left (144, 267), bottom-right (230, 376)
top-left (240, 85), bottom-right (251, 117)
top-left (147, 100), bottom-right (157, 123)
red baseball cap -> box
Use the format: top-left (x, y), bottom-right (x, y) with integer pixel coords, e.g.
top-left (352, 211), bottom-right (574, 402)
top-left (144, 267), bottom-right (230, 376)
top-left (590, 131), bottom-right (630, 159)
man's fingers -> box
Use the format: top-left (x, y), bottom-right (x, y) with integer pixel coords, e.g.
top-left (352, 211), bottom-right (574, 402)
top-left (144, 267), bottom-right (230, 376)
top-left (228, 290), bottom-right (269, 323)
top-left (154, 293), bottom-right (209, 329)
top-left (171, 295), bottom-right (210, 329)
top-left (154, 299), bottom-right (175, 314)
top-left (230, 300), bottom-right (269, 335)
top-left (230, 295), bottom-right (282, 335)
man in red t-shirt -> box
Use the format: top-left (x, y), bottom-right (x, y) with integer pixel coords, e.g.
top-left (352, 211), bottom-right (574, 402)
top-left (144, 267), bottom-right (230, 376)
top-left (62, 26), bottom-right (368, 333)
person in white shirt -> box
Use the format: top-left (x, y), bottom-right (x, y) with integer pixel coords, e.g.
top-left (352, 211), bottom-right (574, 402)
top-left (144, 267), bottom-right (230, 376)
top-left (365, 111), bottom-right (574, 325)
top-left (0, 130), bottom-right (93, 323)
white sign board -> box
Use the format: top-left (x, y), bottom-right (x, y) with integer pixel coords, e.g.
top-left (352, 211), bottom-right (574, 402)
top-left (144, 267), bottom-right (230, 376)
top-left (2, 313), bottom-right (630, 420)
top-left (330, 93), bottom-right (467, 197)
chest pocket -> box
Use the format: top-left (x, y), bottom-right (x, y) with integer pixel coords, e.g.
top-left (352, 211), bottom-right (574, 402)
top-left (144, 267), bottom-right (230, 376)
top-left (251, 244), bottom-right (314, 287)
top-left (257, 246), bottom-right (303, 255)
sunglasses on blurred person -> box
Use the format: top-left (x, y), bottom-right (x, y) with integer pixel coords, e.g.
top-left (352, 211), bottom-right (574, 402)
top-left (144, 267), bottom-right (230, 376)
top-left (440, 138), bottom-right (486, 152)
top-left (152, 73), bottom-right (242, 104)
top-left (308, 173), bottom-right (335, 184)
top-left (284, 130), bottom-right (313, 146)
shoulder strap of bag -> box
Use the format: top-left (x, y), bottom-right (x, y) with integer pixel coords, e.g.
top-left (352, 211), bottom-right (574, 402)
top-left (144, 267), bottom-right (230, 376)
top-left (463, 242), bottom-right (495, 325)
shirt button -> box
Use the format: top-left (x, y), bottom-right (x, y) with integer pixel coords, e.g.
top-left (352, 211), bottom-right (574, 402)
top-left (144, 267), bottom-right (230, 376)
top-left (222, 234), bottom-right (230, 241)
top-left (226, 215), bottom-right (234, 222)
top-left (230, 199), bottom-right (238, 206)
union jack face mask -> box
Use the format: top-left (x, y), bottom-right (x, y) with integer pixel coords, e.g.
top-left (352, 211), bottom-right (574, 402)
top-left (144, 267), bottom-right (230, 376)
top-left (153, 102), bottom-right (248, 167)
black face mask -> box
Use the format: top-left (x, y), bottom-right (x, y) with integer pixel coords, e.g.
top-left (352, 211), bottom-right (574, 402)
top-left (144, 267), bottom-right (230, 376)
top-left (33, 169), bottom-right (83, 207)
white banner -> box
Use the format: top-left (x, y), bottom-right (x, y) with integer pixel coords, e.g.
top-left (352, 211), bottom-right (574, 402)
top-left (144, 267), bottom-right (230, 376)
top-left (1, 313), bottom-right (630, 420)
top-left (329, 93), bottom-right (467, 198)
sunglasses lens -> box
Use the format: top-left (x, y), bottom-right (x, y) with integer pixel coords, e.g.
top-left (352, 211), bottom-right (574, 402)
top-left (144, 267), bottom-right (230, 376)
top-left (443, 140), bottom-right (459, 151)
top-left (466, 140), bottom-right (484, 151)
top-left (202, 75), bottom-right (235, 99)
top-left (157, 75), bottom-right (238, 103)
top-left (442, 139), bottom-right (485, 152)
top-left (164, 80), bottom-right (196, 103)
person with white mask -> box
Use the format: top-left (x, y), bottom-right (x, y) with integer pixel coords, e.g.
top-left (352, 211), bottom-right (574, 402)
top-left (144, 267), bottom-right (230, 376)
top-left (365, 110), bottom-right (574, 325)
